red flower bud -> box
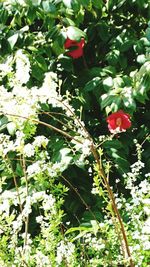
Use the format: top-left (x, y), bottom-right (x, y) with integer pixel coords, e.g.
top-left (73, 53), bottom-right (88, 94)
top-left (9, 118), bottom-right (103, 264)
top-left (106, 110), bottom-right (131, 133)
top-left (64, 37), bottom-right (85, 59)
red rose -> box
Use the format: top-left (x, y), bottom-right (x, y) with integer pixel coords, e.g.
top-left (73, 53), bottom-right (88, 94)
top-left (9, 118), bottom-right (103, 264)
top-left (64, 37), bottom-right (85, 59)
top-left (106, 110), bottom-right (131, 133)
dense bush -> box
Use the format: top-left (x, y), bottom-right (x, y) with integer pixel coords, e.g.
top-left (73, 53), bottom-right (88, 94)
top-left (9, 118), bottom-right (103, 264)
top-left (0, 0), bottom-right (150, 266)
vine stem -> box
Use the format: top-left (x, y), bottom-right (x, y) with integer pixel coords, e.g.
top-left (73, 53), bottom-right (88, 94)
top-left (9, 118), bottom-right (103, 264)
top-left (7, 157), bottom-right (23, 213)
top-left (91, 144), bottom-right (134, 267)
top-left (21, 155), bottom-right (29, 250)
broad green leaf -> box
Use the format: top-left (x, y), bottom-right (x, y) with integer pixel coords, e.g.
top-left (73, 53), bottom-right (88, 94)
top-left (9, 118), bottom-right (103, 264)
top-left (7, 122), bottom-right (16, 136)
top-left (84, 77), bottom-right (101, 92)
top-left (36, 55), bottom-right (47, 71)
top-left (42, 1), bottom-right (56, 13)
top-left (7, 33), bottom-right (18, 49)
top-left (65, 226), bottom-right (93, 234)
top-left (103, 140), bottom-right (123, 149)
top-left (0, 116), bottom-right (8, 132)
top-left (58, 55), bottom-right (74, 72)
top-left (145, 27), bottom-right (150, 41)
top-left (101, 93), bottom-right (121, 110)
top-left (97, 22), bottom-right (110, 42)
top-left (106, 49), bottom-right (120, 65)
top-left (103, 77), bottom-right (113, 91)
top-left (32, 63), bottom-right (44, 81)
top-left (137, 54), bottom-right (146, 64)
top-left (92, 0), bottom-right (103, 9)
top-left (66, 26), bottom-right (86, 41)
top-left (63, 0), bottom-right (72, 8)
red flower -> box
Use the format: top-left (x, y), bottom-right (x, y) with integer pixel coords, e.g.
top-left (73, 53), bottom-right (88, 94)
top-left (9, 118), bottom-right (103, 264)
top-left (106, 110), bottom-right (131, 133)
top-left (64, 37), bottom-right (85, 59)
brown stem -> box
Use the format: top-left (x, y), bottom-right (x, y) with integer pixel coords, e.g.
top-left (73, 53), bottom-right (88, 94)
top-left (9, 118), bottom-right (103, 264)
top-left (1, 112), bottom-right (83, 145)
top-left (91, 144), bottom-right (134, 267)
top-left (21, 156), bottom-right (29, 249)
top-left (7, 157), bottom-right (23, 213)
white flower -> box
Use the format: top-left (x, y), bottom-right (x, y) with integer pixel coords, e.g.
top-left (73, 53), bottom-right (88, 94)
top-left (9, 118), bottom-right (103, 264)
top-left (36, 215), bottom-right (43, 223)
top-left (23, 143), bottom-right (35, 157)
top-left (0, 199), bottom-right (10, 215)
top-left (32, 191), bottom-right (45, 202)
top-left (27, 161), bottom-right (42, 176)
top-left (142, 218), bottom-right (150, 234)
top-left (139, 180), bottom-right (150, 194)
top-left (33, 136), bottom-right (49, 148)
top-left (15, 50), bottom-right (30, 84)
top-left (34, 251), bottom-right (51, 267)
top-left (42, 194), bottom-right (55, 211)
top-left (37, 72), bottom-right (59, 105)
top-left (22, 196), bottom-right (32, 218)
top-left (81, 139), bottom-right (92, 156)
top-left (56, 240), bottom-right (75, 265)
top-left (12, 214), bottom-right (23, 232)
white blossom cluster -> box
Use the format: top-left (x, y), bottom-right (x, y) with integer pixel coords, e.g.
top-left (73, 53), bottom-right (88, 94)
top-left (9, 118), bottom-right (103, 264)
top-left (0, 184), bottom-right (58, 265)
top-left (123, 174), bottom-right (150, 265)
top-left (56, 240), bottom-right (75, 266)
top-left (123, 160), bottom-right (145, 189)
top-left (15, 49), bottom-right (31, 84)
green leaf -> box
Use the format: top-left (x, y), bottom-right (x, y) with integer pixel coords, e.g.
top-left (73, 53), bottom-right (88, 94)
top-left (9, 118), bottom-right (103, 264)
top-left (66, 26), bottom-right (86, 41)
top-left (42, 1), bottom-right (56, 13)
top-left (7, 122), bottom-right (16, 136)
top-left (103, 77), bottom-right (113, 91)
top-left (100, 93), bottom-right (121, 111)
top-left (0, 116), bottom-right (8, 132)
top-left (92, 0), bottom-right (103, 9)
top-left (97, 22), bottom-right (110, 42)
top-left (146, 27), bottom-right (150, 42)
top-left (65, 226), bottom-right (92, 234)
top-left (32, 63), bottom-right (44, 81)
top-left (36, 55), bottom-right (47, 72)
top-left (16, 163), bottom-right (23, 177)
top-left (103, 140), bottom-right (123, 149)
top-left (52, 40), bottom-right (64, 56)
top-left (58, 55), bottom-right (74, 72)
top-left (63, 0), bottom-right (72, 8)
top-left (106, 49), bottom-right (120, 65)
top-left (137, 54), bottom-right (146, 64)
top-left (84, 77), bottom-right (101, 92)
top-left (7, 33), bottom-right (18, 49)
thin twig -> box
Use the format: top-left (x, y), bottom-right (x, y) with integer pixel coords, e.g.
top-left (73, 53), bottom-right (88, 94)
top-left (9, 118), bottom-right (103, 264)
top-left (61, 174), bottom-right (97, 222)
top-left (7, 157), bottom-right (23, 213)
top-left (0, 112), bottom-right (83, 145)
top-left (21, 156), bottom-right (29, 249)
